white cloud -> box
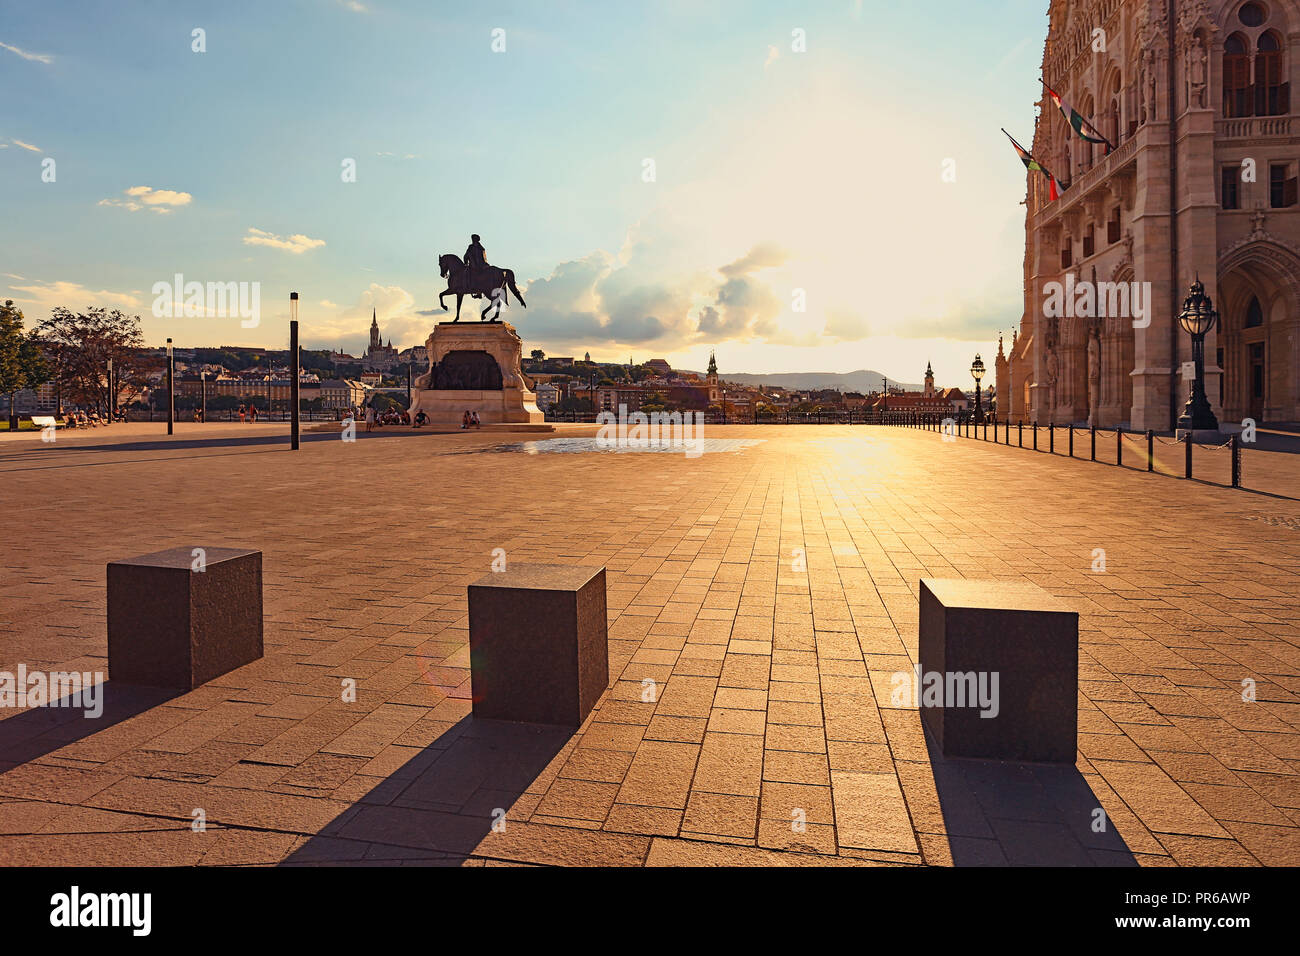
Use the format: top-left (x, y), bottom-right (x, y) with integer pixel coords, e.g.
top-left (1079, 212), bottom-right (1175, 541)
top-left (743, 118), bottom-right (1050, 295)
top-left (242, 227), bottom-right (326, 254)
top-left (0, 41), bottom-right (52, 64)
top-left (12, 139), bottom-right (41, 152)
top-left (301, 284), bottom-right (425, 352)
top-left (99, 185), bottom-right (193, 214)
top-left (5, 279), bottom-right (142, 320)
top-left (339, 0), bottom-right (369, 12)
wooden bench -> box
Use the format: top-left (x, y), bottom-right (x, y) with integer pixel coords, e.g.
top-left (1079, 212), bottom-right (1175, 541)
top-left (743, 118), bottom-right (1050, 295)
top-left (918, 578), bottom-right (1078, 763)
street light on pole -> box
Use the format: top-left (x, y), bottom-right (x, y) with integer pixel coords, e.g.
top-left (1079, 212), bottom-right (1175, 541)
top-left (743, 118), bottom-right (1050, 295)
top-left (1176, 276), bottom-right (1220, 433)
top-left (166, 337), bottom-right (175, 435)
top-left (290, 293), bottom-right (300, 451)
top-left (971, 353), bottom-right (986, 424)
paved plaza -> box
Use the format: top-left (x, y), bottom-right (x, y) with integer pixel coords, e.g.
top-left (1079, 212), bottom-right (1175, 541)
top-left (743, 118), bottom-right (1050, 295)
top-left (0, 424), bottom-right (1298, 866)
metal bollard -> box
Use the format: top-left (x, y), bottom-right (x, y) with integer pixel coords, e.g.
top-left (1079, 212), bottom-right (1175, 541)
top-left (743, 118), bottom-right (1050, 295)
top-left (1033, 423), bottom-right (1038, 450)
top-left (1068, 426), bottom-right (1074, 458)
top-left (1090, 425), bottom-right (1096, 461)
top-left (1049, 422), bottom-right (1054, 454)
top-left (1018, 420), bottom-right (1023, 447)
top-left (1146, 430), bottom-right (1154, 472)
top-left (1116, 426), bottom-right (1123, 468)
top-left (1185, 434), bottom-right (1192, 480)
top-left (1231, 436), bottom-right (1241, 487)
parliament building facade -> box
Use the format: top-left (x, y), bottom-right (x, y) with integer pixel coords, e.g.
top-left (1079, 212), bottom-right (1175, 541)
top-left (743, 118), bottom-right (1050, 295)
top-left (1009, 0), bottom-right (1300, 429)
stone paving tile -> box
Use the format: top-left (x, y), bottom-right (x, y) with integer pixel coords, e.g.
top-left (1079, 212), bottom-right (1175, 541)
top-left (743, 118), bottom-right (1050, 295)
top-left (0, 424), bottom-right (1297, 866)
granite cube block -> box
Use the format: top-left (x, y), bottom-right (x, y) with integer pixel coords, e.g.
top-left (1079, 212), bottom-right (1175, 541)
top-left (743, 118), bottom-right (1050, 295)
top-left (107, 546), bottom-right (263, 690)
top-left (919, 577), bottom-right (1078, 763)
top-left (468, 563), bottom-right (609, 726)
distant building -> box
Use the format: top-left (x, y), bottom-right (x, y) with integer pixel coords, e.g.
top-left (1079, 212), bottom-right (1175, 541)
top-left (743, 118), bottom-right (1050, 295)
top-left (535, 382), bottom-right (563, 411)
top-left (870, 363), bottom-right (965, 415)
top-left (644, 359), bottom-right (672, 376)
top-left (320, 379), bottom-right (367, 411)
top-left (398, 345), bottom-right (429, 370)
top-left (362, 310), bottom-right (400, 371)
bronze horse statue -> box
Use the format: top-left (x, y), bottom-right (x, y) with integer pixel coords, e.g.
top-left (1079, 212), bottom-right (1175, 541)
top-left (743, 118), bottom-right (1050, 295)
top-left (438, 254), bottom-right (526, 321)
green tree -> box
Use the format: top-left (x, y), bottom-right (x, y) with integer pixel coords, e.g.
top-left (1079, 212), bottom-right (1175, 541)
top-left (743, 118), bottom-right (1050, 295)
top-left (530, 349), bottom-right (546, 363)
top-left (0, 300), bottom-right (51, 428)
top-left (36, 306), bottom-right (150, 414)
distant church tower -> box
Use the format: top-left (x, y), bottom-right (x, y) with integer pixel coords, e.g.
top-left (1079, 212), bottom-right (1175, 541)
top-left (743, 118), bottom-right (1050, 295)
top-left (369, 309), bottom-right (380, 351)
top-left (707, 351), bottom-right (719, 403)
top-left (923, 361), bottom-right (935, 398)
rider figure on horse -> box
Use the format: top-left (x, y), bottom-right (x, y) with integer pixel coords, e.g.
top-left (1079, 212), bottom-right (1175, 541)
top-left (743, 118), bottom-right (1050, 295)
top-left (464, 234), bottom-right (489, 296)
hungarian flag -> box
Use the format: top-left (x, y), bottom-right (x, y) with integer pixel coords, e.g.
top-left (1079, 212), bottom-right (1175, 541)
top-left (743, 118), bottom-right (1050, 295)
top-left (1002, 128), bottom-right (1059, 201)
top-left (1045, 85), bottom-right (1113, 154)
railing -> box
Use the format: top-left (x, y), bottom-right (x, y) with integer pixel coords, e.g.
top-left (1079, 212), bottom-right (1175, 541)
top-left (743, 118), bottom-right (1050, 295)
top-left (1033, 132), bottom-right (1139, 224)
top-left (1217, 115), bottom-right (1292, 138)
top-left (876, 412), bottom-right (1246, 490)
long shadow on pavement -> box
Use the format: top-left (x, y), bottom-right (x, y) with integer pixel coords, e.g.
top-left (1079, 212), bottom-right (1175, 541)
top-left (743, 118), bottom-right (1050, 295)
top-left (0, 681), bottom-right (178, 772)
top-left (281, 715), bottom-right (571, 866)
top-left (925, 731), bottom-right (1136, 866)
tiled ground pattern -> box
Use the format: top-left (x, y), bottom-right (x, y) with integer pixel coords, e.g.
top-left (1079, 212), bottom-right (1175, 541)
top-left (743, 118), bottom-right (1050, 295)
top-left (0, 424), bottom-right (1297, 866)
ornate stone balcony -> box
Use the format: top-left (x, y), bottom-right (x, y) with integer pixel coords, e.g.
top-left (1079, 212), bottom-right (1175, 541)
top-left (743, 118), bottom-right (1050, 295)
top-left (1216, 115), bottom-right (1293, 138)
top-left (1032, 133), bottom-right (1140, 228)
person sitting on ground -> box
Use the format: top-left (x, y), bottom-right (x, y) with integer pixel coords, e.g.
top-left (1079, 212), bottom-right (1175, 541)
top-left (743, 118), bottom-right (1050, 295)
top-left (471, 411), bottom-right (481, 428)
top-left (414, 409), bottom-right (428, 428)
top-left (461, 410), bottom-right (470, 430)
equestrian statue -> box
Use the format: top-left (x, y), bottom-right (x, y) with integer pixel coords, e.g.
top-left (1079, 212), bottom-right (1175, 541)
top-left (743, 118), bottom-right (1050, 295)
top-left (438, 234), bottom-right (526, 321)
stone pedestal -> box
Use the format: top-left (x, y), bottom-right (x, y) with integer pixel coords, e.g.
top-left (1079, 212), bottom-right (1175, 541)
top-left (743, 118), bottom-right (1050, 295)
top-left (408, 321), bottom-right (543, 425)
top-left (468, 564), bottom-right (608, 727)
top-left (919, 578), bottom-right (1077, 763)
top-left (107, 547), bottom-right (263, 690)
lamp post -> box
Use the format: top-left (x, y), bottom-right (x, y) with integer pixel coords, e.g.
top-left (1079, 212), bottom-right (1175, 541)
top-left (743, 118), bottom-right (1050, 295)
top-left (290, 293), bottom-right (300, 451)
top-left (200, 371), bottom-right (207, 423)
top-left (1176, 276), bottom-right (1220, 433)
top-left (722, 388), bottom-right (727, 424)
top-left (106, 357), bottom-right (114, 421)
top-left (971, 353), bottom-right (986, 424)
top-left (166, 338), bottom-right (175, 435)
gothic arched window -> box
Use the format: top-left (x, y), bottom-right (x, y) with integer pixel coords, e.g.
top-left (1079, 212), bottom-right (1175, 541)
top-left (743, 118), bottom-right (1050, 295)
top-left (1245, 296), bottom-right (1264, 328)
top-left (1256, 31), bottom-right (1287, 116)
top-left (1223, 33), bottom-right (1252, 117)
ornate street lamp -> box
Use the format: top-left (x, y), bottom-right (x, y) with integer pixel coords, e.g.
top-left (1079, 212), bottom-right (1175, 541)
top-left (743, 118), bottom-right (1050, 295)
top-left (971, 354), bottom-right (986, 423)
top-left (1176, 277), bottom-right (1219, 432)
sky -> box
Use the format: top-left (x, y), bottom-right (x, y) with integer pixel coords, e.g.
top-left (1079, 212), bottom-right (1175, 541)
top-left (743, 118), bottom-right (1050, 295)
top-left (1, 0), bottom-right (1048, 386)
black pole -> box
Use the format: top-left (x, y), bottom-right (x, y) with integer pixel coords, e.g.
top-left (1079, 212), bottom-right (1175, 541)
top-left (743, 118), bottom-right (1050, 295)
top-left (290, 293), bottom-right (300, 451)
top-left (1231, 436), bottom-right (1240, 487)
top-left (1148, 430), bottom-right (1155, 472)
top-left (1184, 433), bottom-right (1192, 479)
top-left (1068, 425), bottom-right (1074, 457)
top-left (407, 363), bottom-right (412, 407)
top-left (1090, 425), bottom-right (1096, 461)
top-left (201, 372), bottom-right (207, 423)
top-left (1116, 426), bottom-right (1123, 468)
top-left (166, 338), bottom-right (174, 435)
top-left (107, 358), bottom-right (114, 421)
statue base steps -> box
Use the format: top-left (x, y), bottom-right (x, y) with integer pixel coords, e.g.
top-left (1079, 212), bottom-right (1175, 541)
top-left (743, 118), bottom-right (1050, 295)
top-left (411, 388), bottom-right (543, 425)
